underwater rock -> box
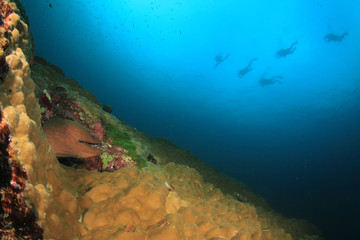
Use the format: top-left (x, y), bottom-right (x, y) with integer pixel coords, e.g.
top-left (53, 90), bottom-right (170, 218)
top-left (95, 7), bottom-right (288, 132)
top-left (42, 118), bottom-right (102, 158)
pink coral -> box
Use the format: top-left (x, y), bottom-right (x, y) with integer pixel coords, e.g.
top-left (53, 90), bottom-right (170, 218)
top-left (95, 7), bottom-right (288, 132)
top-left (91, 119), bottom-right (105, 141)
top-left (101, 143), bottom-right (135, 171)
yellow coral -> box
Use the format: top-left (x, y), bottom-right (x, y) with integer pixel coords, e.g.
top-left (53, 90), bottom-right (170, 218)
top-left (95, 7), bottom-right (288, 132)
top-left (122, 154), bottom-right (136, 166)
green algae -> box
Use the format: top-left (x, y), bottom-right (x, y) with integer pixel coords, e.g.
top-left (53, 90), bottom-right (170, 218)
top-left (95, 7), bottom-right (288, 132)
top-left (105, 124), bottom-right (147, 168)
top-left (100, 152), bottom-right (114, 169)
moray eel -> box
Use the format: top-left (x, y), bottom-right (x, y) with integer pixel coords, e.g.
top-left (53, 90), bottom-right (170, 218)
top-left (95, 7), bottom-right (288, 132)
top-left (43, 118), bottom-right (102, 158)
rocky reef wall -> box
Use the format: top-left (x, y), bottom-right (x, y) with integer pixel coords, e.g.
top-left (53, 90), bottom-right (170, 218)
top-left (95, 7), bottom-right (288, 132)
top-left (1, 0), bottom-right (85, 238)
top-left (0, 1), bottom-right (324, 239)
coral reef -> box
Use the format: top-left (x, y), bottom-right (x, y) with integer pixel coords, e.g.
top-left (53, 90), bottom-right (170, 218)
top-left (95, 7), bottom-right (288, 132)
top-left (0, 111), bottom-right (43, 239)
top-left (32, 56), bottom-right (139, 172)
top-left (1, 1), bottom-right (83, 238)
top-left (0, 1), bottom-right (324, 239)
top-left (0, 1), bottom-right (42, 239)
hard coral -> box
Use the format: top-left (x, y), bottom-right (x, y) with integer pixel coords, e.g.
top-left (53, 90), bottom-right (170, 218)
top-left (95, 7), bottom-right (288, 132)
top-left (0, 111), bottom-right (43, 239)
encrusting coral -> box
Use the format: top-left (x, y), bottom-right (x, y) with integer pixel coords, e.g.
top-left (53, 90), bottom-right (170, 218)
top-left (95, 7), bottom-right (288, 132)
top-left (0, 1), bottom-right (325, 239)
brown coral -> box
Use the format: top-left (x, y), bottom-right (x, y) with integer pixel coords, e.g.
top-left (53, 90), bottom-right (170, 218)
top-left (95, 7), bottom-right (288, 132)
top-left (0, 111), bottom-right (43, 239)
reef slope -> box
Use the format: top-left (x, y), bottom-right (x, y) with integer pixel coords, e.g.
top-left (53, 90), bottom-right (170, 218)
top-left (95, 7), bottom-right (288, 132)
top-left (0, 1), bottom-right (323, 239)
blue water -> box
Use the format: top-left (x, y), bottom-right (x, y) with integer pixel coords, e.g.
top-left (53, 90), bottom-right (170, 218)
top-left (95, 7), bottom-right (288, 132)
top-left (21, 0), bottom-right (360, 239)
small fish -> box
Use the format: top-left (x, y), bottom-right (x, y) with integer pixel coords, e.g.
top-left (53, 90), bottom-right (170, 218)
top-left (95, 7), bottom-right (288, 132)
top-left (49, 3), bottom-right (53, 8)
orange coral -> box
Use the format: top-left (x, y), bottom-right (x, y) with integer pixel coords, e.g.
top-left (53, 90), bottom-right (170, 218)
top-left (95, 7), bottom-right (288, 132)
top-left (0, 111), bottom-right (43, 239)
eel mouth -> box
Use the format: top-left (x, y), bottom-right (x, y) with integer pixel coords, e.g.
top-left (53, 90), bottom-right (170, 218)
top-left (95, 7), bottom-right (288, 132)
top-left (78, 140), bottom-right (102, 149)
